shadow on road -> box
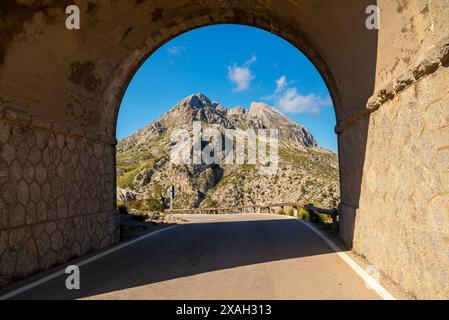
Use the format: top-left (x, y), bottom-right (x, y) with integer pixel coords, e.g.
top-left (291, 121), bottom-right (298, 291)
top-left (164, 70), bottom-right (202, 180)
top-left (10, 217), bottom-right (340, 300)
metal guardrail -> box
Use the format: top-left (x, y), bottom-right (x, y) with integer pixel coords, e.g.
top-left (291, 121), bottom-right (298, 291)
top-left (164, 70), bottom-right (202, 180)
top-left (166, 202), bottom-right (304, 214)
top-left (165, 202), bottom-right (339, 231)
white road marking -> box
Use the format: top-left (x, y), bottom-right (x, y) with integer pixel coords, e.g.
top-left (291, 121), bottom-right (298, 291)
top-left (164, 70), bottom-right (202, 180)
top-left (0, 225), bottom-right (181, 300)
top-left (299, 220), bottom-right (396, 300)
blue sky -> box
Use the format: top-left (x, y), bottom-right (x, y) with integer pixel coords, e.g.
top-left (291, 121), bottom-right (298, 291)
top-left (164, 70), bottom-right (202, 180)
top-left (117, 24), bottom-right (337, 152)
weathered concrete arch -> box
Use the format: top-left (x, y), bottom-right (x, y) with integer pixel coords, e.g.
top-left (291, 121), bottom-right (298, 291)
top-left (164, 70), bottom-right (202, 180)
top-left (1, 1), bottom-right (448, 299)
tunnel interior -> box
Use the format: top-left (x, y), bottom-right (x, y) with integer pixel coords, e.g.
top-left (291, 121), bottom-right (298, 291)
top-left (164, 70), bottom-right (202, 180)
top-left (1, 0), bottom-right (449, 299)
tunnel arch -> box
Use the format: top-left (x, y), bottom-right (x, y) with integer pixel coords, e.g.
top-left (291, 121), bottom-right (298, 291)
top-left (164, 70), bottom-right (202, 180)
top-left (0, 0), bottom-right (382, 290)
top-left (109, 22), bottom-right (342, 139)
top-left (1, 1), bottom-right (449, 299)
top-left (114, 23), bottom-right (341, 215)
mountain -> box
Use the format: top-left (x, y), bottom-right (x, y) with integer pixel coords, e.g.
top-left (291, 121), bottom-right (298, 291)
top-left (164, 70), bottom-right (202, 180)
top-left (117, 94), bottom-right (317, 152)
top-left (116, 93), bottom-right (339, 210)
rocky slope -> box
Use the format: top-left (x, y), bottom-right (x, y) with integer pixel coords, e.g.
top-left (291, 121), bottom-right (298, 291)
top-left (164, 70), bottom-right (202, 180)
top-left (116, 93), bottom-right (339, 210)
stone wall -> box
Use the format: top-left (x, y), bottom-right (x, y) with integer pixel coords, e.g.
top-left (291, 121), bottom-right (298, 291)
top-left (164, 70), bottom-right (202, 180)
top-left (353, 63), bottom-right (449, 299)
top-left (335, 0), bottom-right (449, 299)
top-left (0, 108), bottom-right (119, 286)
top-left (329, 14), bottom-right (449, 297)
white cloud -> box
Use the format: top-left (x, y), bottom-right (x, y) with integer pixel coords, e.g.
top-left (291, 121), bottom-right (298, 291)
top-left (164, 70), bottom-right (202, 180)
top-left (266, 75), bottom-right (332, 114)
top-left (244, 54), bottom-right (257, 66)
top-left (227, 54), bottom-right (257, 92)
top-left (275, 75), bottom-right (287, 92)
top-left (167, 46), bottom-right (186, 56)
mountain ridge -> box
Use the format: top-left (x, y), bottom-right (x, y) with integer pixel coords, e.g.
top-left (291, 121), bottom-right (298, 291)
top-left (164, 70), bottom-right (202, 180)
top-left (118, 93), bottom-right (318, 153)
top-left (116, 93), bottom-right (339, 210)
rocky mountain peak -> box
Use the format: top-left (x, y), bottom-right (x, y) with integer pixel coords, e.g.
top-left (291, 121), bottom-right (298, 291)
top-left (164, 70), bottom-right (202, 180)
top-left (246, 101), bottom-right (317, 147)
top-left (228, 106), bottom-right (246, 116)
top-left (176, 93), bottom-right (215, 110)
top-left (119, 93), bottom-right (318, 153)
top-left (248, 101), bottom-right (280, 114)
top-left (248, 102), bottom-right (291, 125)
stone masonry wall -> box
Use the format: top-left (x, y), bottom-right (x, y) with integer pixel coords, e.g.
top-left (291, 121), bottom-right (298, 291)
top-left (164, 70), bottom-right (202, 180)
top-left (0, 108), bottom-right (119, 286)
top-left (352, 48), bottom-right (449, 299)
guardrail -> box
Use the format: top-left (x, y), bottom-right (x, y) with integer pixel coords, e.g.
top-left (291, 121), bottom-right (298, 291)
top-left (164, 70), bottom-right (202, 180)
top-left (165, 202), bottom-right (339, 231)
top-left (166, 202), bottom-right (303, 214)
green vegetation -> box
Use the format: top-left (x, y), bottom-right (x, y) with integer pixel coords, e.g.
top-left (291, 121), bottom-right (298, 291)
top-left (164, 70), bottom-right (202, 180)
top-left (117, 153), bottom-right (168, 189)
top-left (278, 146), bottom-right (338, 180)
top-left (316, 212), bottom-right (333, 228)
top-left (142, 197), bottom-right (164, 212)
top-left (276, 208), bottom-right (286, 215)
top-left (297, 208), bottom-right (309, 220)
top-left (126, 197), bottom-right (163, 212)
top-left (213, 163), bottom-right (256, 190)
top-left (201, 195), bottom-right (219, 208)
top-left (151, 181), bottom-right (165, 198)
top-left (286, 207), bottom-right (294, 216)
top-left (300, 207), bottom-right (333, 230)
top-left (117, 167), bottom-right (140, 188)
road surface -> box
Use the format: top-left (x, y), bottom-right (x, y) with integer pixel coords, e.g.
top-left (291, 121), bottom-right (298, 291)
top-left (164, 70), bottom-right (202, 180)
top-left (3, 214), bottom-right (381, 300)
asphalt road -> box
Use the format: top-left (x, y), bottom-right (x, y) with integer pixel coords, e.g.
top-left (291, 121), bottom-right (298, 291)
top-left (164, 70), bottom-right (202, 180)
top-left (4, 214), bottom-right (381, 300)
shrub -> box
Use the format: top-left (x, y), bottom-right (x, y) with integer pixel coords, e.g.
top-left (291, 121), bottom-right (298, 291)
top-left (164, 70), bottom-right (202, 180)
top-left (127, 197), bottom-right (163, 212)
top-left (143, 197), bottom-right (164, 212)
top-left (127, 199), bottom-right (142, 211)
top-left (152, 182), bottom-right (164, 198)
top-left (138, 202), bottom-right (151, 211)
top-left (117, 204), bottom-right (128, 215)
top-left (202, 196), bottom-right (219, 208)
top-left (276, 208), bottom-right (286, 215)
top-left (117, 168), bottom-right (139, 188)
top-left (286, 207), bottom-right (294, 216)
top-left (317, 213), bottom-right (332, 228)
top-left (297, 208), bottom-right (309, 220)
